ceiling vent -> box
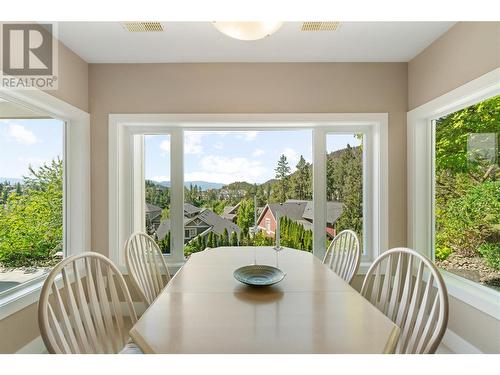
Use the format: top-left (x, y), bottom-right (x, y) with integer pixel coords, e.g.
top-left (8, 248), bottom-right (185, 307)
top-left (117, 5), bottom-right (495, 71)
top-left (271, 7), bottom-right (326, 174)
top-left (301, 22), bottom-right (341, 32)
top-left (122, 22), bottom-right (164, 32)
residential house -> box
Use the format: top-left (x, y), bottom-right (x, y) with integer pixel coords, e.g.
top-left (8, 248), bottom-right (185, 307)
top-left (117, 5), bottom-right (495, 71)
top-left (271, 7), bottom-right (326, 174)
top-left (222, 202), bottom-right (240, 222)
top-left (145, 203), bottom-right (162, 235)
top-left (155, 204), bottom-right (241, 244)
top-left (256, 200), bottom-right (344, 238)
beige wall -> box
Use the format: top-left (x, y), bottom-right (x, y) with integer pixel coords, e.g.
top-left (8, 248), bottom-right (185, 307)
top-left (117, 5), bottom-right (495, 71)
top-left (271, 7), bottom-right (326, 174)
top-left (408, 21), bottom-right (500, 353)
top-left (408, 21), bottom-right (500, 110)
top-left (89, 62), bottom-right (408, 256)
top-left (44, 41), bottom-right (89, 112)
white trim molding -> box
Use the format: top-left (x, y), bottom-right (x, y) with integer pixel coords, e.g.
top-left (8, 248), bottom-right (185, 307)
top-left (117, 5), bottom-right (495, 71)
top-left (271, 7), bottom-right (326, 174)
top-left (109, 113), bottom-right (388, 270)
top-left (0, 87), bottom-right (91, 320)
top-left (407, 67), bottom-right (500, 320)
top-left (442, 329), bottom-right (483, 354)
top-left (16, 336), bottom-right (47, 354)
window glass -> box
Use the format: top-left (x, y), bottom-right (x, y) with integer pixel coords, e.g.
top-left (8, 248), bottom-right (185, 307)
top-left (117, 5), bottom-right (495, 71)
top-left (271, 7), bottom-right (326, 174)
top-left (144, 134), bottom-right (171, 254)
top-left (0, 118), bottom-right (64, 294)
top-left (434, 95), bottom-right (499, 290)
top-left (182, 130), bottom-right (313, 257)
top-left (326, 133), bottom-right (364, 251)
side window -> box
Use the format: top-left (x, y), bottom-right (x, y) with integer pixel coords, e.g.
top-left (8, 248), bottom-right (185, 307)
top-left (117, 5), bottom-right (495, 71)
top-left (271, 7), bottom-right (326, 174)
top-left (0, 117), bottom-right (64, 295)
top-left (433, 95), bottom-right (499, 291)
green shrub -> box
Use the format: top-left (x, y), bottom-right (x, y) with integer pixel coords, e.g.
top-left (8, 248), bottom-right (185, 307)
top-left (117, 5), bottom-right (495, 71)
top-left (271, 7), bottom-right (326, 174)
top-left (478, 242), bottom-right (500, 270)
top-left (436, 180), bottom-right (500, 258)
top-left (435, 246), bottom-right (453, 261)
top-left (0, 160), bottom-right (63, 268)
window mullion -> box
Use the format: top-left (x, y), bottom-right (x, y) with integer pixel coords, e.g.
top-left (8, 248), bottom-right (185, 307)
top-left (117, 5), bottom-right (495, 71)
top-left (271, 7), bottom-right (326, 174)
top-left (169, 128), bottom-right (185, 263)
top-left (312, 128), bottom-right (327, 260)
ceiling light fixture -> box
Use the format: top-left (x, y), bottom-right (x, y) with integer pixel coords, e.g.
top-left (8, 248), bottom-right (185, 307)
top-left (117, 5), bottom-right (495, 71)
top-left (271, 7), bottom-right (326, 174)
top-left (212, 22), bottom-right (283, 41)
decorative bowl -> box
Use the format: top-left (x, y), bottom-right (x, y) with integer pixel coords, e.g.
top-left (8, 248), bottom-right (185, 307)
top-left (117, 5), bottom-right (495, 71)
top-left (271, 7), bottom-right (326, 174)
top-left (233, 265), bottom-right (285, 286)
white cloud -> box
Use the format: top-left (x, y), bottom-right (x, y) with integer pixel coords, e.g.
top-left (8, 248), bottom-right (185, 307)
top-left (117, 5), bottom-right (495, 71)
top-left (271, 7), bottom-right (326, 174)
top-left (159, 139), bottom-right (170, 157)
top-left (8, 124), bottom-right (39, 145)
top-left (185, 155), bottom-right (267, 184)
top-left (184, 132), bottom-right (205, 154)
top-left (252, 148), bottom-right (265, 157)
top-left (236, 131), bottom-right (259, 141)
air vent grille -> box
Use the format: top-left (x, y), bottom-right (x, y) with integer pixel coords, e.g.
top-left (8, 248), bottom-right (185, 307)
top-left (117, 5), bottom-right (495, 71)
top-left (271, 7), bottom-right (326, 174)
top-left (301, 22), bottom-right (341, 32)
top-left (122, 22), bottom-right (164, 32)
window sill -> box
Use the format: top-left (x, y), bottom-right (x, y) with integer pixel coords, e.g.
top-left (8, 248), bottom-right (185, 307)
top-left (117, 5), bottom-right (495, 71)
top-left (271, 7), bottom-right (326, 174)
top-left (440, 269), bottom-right (500, 320)
top-left (0, 276), bottom-right (47, 321)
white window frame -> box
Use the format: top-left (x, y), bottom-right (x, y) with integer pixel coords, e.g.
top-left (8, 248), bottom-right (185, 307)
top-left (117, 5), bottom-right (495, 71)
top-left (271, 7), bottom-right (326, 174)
top-left (407, 67), bottom-right (500, 320)
top-left (0, 87), bottom-right (90, 320)
top-left (109, 113), bottom-right (388, 273)
top-left (265, 218), bottom-right (271, 233)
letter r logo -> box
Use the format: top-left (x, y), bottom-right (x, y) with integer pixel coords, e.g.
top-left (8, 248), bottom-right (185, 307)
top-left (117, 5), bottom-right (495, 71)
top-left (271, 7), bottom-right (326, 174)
top-left (2, 24), bottom-right (53, 76)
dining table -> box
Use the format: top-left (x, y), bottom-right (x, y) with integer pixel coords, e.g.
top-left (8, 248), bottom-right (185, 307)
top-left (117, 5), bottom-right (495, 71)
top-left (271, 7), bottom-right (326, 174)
top-left (129, 246), bottom-right (401, 354)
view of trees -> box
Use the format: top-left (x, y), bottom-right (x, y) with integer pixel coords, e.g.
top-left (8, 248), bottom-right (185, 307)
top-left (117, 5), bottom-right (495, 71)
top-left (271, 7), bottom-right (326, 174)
top-left (0, 160), bottom-right (63, 268)
top-left (434, 95), bottom-right (499, 288)
top-left (327, 143), bottom-right (363, 235)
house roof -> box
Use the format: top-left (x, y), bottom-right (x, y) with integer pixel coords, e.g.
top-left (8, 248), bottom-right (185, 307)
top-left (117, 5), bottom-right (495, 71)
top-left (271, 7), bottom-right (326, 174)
top-left (155, 219), bottom-right (170, 241)
top-left (194, 209), bottom-right (241, 236)
top-left (222, 202), bottom-right (240, 216)
top-left (267, 201), bottom-right (308, 221)
top-left (145, 203), bottom-right (162, 220)
top-left (302, 201), bottom-right (344, 224)
top-left (157, 207), bottom-right (241, 241)
top-left (184, 202), bottom-right (201, 215)
top-left (146, 202), bottom-right (162, 214)
top-left (257, 200), bottom-right (344, 226)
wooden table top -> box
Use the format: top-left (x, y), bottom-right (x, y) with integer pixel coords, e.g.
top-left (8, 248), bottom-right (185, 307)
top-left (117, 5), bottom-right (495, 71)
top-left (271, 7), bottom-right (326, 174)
top-left (129, 247), bottom-right (400, 354)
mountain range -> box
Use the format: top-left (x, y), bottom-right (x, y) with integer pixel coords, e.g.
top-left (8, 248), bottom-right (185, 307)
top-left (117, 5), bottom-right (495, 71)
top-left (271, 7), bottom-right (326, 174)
top-left (153, 180), bottom-right (225, 191)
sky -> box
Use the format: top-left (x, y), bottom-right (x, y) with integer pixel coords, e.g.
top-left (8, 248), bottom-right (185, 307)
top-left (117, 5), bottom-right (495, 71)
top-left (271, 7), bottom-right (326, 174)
top-left (145, 131), bottom-right (361, 185)
top-left (0, 123), bottom-right (361, 184)
top-left (0, 119), bottom-right (63, 180)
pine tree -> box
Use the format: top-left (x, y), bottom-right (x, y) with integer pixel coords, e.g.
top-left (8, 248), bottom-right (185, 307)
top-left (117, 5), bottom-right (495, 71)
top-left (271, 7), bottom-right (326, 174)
top-left (230, 231), bottom-right (238, 246)
top-left (292, 155), bottom-right (312, 200)
top-left (274, 154), bottom-right (291, 203)
top-left (222, 228), bottom-right (229, 246)
top-left (207, 232), bottom-right (214, 248)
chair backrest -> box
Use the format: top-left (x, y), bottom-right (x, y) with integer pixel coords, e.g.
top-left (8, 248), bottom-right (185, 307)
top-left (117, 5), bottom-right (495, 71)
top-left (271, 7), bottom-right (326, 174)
top-left (125, 232), bottom-right (171, 305)
top-left (322, 229), bottom-right (361, 284)
top-left (38, 252), bottom-right (138, 354)
top-left (360, 248), bottom-right (449, 354)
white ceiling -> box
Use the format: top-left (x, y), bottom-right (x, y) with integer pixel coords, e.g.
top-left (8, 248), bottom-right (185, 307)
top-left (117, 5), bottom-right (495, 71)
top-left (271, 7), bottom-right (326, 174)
top-left (56, 22), bottom-right (455, 63)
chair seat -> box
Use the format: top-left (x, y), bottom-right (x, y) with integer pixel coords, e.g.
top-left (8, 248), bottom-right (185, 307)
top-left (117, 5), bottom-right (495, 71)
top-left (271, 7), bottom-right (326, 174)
top-left (119, 340), bottom-right (144, 354)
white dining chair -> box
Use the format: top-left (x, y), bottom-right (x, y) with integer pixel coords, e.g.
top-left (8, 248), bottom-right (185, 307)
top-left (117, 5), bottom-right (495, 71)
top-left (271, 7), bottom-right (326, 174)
top-left (360, 247), bottom-right (449, 354)
top-left (38, 252), bottom-right (139, 354)
top-left (322, 229), bottom-right (361, 284)
top-left (125, 231), bottom-right (171, 306)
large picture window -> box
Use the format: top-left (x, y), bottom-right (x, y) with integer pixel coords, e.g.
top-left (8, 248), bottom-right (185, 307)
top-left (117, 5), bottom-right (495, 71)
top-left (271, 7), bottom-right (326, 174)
top-left (433, 95), bottom-right (499, 291)
top-left (181, 130), bottom-right (313, 257)
top-left (0, 117), bottom-right (64, 295)
top-left (109, 114), bottom-right (388, 271)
